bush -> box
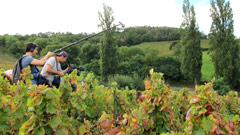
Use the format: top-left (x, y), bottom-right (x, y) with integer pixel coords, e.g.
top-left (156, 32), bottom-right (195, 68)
top-left (107, 74), bottom-right (133, 90)
top-left (213, 77), bottom-right (231, 95)
top-left (131, 74), bottom-right (145, 90)
top-left (107, 74), bottom-right (144, 90)
top-left (83, 59), bottom-right (100, 76)
top-left (118, 55), bottom-right (149, 78)
top-left (153, 56), bottom-right (183, 81)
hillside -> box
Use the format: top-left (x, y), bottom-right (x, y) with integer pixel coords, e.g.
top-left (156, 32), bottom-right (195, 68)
top-left (133, 39), bottom-right (214, 81)
top-left (132, 41), bottom-right (175, 56)
top-left (0, 47), bottom-right (17, 70)
top-left (133, 39), bottom-right (210, 55)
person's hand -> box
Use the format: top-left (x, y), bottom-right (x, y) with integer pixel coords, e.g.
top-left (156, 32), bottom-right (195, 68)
top-left (46, 51), bottom-right (55, 58)
top-left (58, 71), bottom-right (64, 77)
top-left (68, 64), bottom-right (74, 68)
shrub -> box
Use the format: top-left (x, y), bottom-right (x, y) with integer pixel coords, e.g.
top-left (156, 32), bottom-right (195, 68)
top-left (131, 74), bottom-right (145, 90)
top-left (107, 74), bottom-right (134, 90)
top-left (213, 77), bottom-right (231, 95)
top-left (107, 74), bottom-right (144, 90)
top-left (153, 56), bottom-right (183, 81)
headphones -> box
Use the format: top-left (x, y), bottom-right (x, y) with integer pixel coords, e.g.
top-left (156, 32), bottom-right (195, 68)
top-left (29, 43), bottom-right (38, 52)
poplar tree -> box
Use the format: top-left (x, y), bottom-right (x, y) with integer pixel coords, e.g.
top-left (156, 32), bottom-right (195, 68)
top-left (209, 0), bottom-right (239, 87)
top-left (98, 4), bottom-right (118, 82)
top-left (180, 0), bottom-right (202, 85)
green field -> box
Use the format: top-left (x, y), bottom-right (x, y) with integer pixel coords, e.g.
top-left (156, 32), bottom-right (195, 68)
top-left (201, 51), bottom-right (214, 81)
top-left (0, 50), bottom-right (16, 70)
top-left (133, 41), bottom-right (175, 56)
top-left (134, 39), bottom-right (214, 82)
top-left (200, 39), bottom-right (210, 49)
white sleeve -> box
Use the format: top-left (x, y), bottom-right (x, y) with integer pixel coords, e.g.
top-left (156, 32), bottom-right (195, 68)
top-left (59, 63), bottom-right (62, 71)
top-left (45, 57), bottom-right (56, 67)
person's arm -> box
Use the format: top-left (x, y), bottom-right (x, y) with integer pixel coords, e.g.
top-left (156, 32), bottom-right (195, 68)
top-left (45, 64), bottom-right (65, 77)
top-left (62, 67), bottom-right (69, 74)
top-left (31, 52), bottom-right (55, 66)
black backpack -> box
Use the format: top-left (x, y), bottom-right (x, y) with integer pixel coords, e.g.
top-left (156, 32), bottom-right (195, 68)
top-left (12, 56), bottom-right (27, 84)
top-left (12, 55), bottom-right (50, 85)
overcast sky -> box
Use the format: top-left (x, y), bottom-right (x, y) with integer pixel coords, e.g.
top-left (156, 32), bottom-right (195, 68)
top-left (0, 0), bottom-right (239, 37)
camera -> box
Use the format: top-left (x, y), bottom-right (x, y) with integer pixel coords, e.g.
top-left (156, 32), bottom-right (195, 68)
top-left (67, 65), bottom-right (85, 76)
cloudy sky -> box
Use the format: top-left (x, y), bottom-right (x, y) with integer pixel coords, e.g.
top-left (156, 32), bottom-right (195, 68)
top-left (0, 0), bottom-right (239, 37)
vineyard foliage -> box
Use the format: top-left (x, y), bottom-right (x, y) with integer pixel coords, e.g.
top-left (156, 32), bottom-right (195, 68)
top-left (0, 68), bottom-right (239, 135)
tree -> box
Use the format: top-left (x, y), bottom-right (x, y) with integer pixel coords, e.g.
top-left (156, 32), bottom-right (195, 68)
top-left (98, 4), bottom-right (118, 82)
top-left (209, 0), bottom-right (239, 87)
top-left (0, 36), bottom-right (6, 47)
top-left (180, 0), bottom-right (202, 85)
top-left (34, 38), bottom-right (49, 53)
top-left (80, 42), bottom-right (99, 65)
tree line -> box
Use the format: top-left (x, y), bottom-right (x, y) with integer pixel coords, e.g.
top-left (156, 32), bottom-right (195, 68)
top-left (0, 27), bottom-right (184, 58)
top-left (0, 26), bottom-right (186, 57)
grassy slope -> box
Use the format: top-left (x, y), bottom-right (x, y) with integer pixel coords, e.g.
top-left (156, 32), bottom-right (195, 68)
top-left (133, 39), bottom-right (214, 81)
top-left (132, 41), bottom-right (175, 56)
top-left (201, 51), bottom-right (214, 81)
top-left (200, 39), bottom-right (210, 49)
top-left (0, 47), bottom-right (16, 70)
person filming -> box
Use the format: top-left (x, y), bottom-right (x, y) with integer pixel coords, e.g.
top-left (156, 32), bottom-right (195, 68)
top-left (41, 51), bottom-right (69, 88)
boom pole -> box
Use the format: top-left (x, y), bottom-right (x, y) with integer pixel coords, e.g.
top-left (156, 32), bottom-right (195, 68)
top-left (53, 22), bottom-right (124, 53)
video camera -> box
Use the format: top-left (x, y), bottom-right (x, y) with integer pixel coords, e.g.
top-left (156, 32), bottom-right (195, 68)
top-left (67, 64), bottom-right (85, 76)
top-left (65, 64), bottom-right (85, 92)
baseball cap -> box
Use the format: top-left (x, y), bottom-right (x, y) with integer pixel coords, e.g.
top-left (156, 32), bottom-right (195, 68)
top-left (56, 51), bottom-right (68, 57)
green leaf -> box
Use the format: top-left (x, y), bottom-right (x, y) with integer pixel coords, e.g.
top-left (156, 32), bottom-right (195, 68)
top-left (75, 103), bottom-right (81, 110)
top-left (28, 121), bottom-right (36, 133)
top-left (16, 105), bottom-right (25, 119)
top-left (27, 98), bottom-right (33, 107)
top-left (3, 106), bottom-right (10, 113)
top-left (49, 116), bottom-right (62, 129)
top-left (96, 89), bottom-right (103, 97)
top-left (52, 89), bottom-right (62, 97)
top-left (0, 122), bottom-right (10, 131)
top-left (13, 120), bottom-right (22, 130)
top-left (156, 126), bottom-right (166, 133)
top-left (19, 87), bottom-right (28, 97)
top-left (46, 90), bottom-right (56, 99)
top-left (46, 102), bottom-right (56, 114)
top-left (33, 127), bottom-right (45, 135)
top-left (230, 115), bottom-right (239, 122)
top-left (79, 125), bottom-right (88, 135)
top-left (202, 117), bottom-right (212, 131)
top-left (37, 96), bottom-right (43, 105)
top-left (81, 92), bottom-right (88, 99)
top-left (224, 116), bottom-right (229, 122)
top-left (41, 89), bottom-right (48, 94)
top-left (85, 107), bottom-right (94, 118)
top-left (149, 131), bottom-right (157, 135)
top-left (199, 108), bottom-right (207, 114)
top-left (0, 112), bottom-right (9, 122)
top-left (56, 127), bottom-right (68, 135)
top-left (111, 82), bottom-right (118, 86)
top-left (229, 114), bottom-right (234, 121)
top-left (195, 128), bottom-right (205, 135)
top-left (28, 106), bottom-right (35, 112)
top-left (191, 106), bottom-right (197, 115)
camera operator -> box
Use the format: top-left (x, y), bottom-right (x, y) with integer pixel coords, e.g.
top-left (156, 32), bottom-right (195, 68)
top-left (41, 51), bottom-right (69, 88)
